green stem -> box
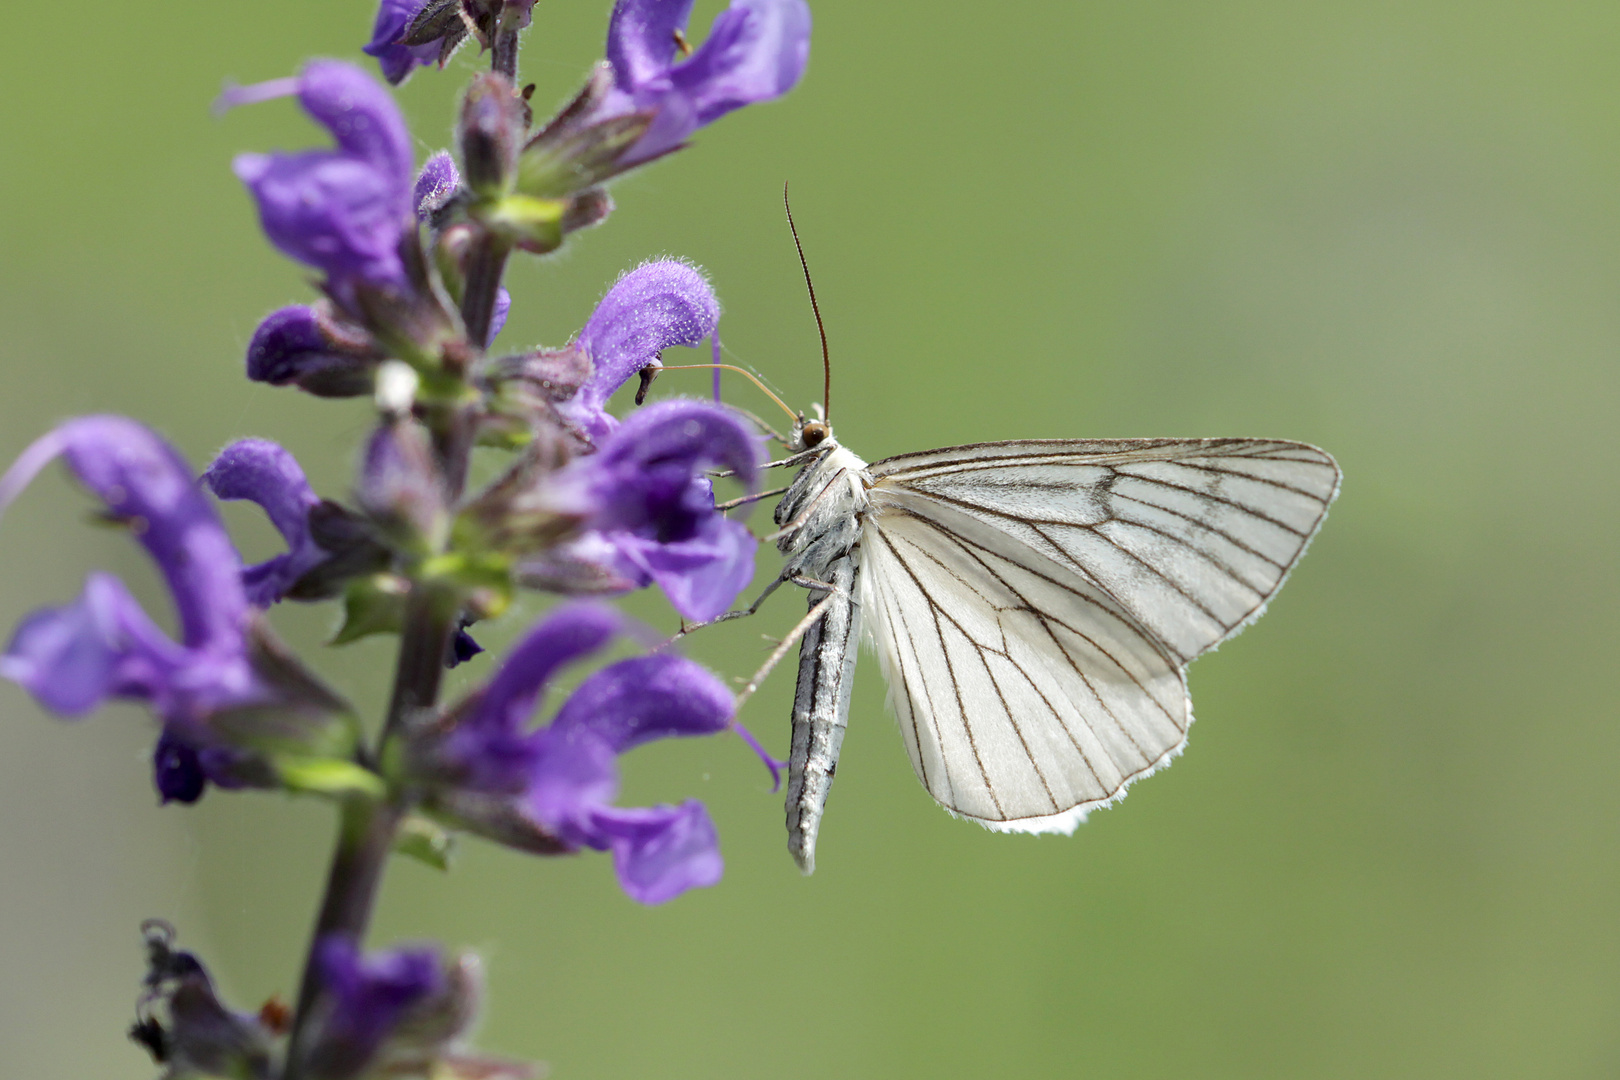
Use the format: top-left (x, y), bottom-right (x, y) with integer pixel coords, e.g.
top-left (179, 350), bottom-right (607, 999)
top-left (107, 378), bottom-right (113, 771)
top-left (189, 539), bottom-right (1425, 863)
top-left (280, 797), bottom-right (406, 1080)
top-left (492, 24), bottom-right (520, 82)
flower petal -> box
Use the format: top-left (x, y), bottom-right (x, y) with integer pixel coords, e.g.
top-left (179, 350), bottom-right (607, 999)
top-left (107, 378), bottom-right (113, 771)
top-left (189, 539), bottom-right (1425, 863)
top-left (591, 801), bottom-right (723, 904)
top-left (548, 652), bottom-right (734, 753)
top-left (475, 603), bottom-right (624, 735)
top-left (296, 60), bottom-right (416, 195)
top-left (228, 62), bottom-right (415, 291)
top-left (590, 398), bottom-right (762, 511)
top-left (605, 0), bottom-right (697, 88)
top-left (0, 417), bottom-right (248, 650)
top-left (364, 0), bottom-right (443, 85)
top-left (245, 306), bottom-right (374, 396)
top-left (561, 399), bottom-right (762, 619)
top-left (671, 0), bottom-right (812, 125)
top-left (611, 514), bottom-right (757, 622)
top-left (0, 573), bottom-right (179, 716)
top-left (561, 261), bottom-right (720, 439)
top-left (604, 0), bottom-right (813, 164)
top-left (203, 440), bottom-right (327, 606)
top-left (525, 653), bottom-right (733, 825)
top-left (234, 149), bottom-right (409, 290)
top-left (438, 604), bottom-right (624, 792)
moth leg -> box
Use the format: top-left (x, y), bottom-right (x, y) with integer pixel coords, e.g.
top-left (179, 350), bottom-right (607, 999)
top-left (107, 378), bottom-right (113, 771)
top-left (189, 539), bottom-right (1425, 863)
top-left (710, 447), bottom-right (819, 480)
top-left (787, 574), bottom-right (837, 591)
top-left (660, 572), bottom-right (792, 646)
top-left (733, 587), bottom-right (843, 709)
top-left (715, 484), bottom-right (791, 511)
top-left (763, 475), bottom-right (845, 541)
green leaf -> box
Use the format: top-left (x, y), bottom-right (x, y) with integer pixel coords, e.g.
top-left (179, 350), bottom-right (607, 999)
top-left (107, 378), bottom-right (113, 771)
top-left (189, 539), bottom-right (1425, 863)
top-left (331, 573), bottom-right (410, 645)
top-left (476, 194), bottom-right (565, 252)
top-left (395, 815), bottom-right (457, 871)
top-left (276, 756), bottom-right (387, 798)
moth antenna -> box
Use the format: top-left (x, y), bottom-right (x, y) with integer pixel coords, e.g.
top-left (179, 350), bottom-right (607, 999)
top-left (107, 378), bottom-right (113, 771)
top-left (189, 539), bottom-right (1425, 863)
top-left (658, 363), bottom-right (800, 426)
top-left (783, 182), bottom-right (831, 423)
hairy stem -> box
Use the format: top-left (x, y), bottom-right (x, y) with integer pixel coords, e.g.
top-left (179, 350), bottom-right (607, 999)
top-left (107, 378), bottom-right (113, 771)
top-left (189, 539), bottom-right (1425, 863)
top-left (382, 582), bottom-right (459, 741)
top-left (280, 797), bottom-right (406, 1079)
top-left (278, 23), bottom-right (527, 1080)
top-left (492, 25), bottom-right (520, 81)
top-left (280, 589), bottom-right (458, 1080)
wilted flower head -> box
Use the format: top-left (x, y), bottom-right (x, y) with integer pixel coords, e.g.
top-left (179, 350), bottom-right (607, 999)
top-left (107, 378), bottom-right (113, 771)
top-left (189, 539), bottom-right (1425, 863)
top-left (130, 921), bottom-right (276, 1080)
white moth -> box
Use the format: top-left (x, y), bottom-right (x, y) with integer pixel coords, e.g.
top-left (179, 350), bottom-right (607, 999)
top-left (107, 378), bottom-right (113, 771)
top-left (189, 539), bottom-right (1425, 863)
top-left (703, 196), bottom-right (1341, 873)
top-left (768, 421), bottom-right (1340, 873)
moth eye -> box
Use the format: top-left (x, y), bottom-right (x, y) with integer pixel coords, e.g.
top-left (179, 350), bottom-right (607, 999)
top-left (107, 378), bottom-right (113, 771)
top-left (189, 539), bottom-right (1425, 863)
top-left (801, 422), bottom-right (828, 448)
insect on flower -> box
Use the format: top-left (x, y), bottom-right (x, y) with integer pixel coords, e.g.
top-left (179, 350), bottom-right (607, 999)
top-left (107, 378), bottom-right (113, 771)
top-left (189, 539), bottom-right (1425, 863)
top-left (685, 192), bottom-right (1341, 874)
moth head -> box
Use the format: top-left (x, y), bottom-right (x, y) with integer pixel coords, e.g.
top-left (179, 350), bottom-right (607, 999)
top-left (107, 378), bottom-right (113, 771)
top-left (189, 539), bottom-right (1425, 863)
top-left (792, 411), bottom-right (833, 452)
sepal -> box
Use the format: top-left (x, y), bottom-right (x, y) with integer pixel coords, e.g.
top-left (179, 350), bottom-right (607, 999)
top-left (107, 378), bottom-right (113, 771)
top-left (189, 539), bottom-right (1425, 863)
top-left (275, 756), bottom-right (387, 799)
top-left (201, 617), bottom-right (363, 779)
top-left (395, 814), bottom-right (457, 870)
top-left (331, 573), bottom-right (411, 646)
top-left (286, 501), bottom-right (395, 601)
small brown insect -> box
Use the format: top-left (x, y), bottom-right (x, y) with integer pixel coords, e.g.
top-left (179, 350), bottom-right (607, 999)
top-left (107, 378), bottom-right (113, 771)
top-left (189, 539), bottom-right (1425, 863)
top-left (258, 994), bottom-right (293, 1035)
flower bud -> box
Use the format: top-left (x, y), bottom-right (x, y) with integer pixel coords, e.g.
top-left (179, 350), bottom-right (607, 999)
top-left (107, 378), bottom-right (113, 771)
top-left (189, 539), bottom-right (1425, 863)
top-left (457, 74), bottom-right (527, 198)
top-left (359, 419), bottom-right (447, 550)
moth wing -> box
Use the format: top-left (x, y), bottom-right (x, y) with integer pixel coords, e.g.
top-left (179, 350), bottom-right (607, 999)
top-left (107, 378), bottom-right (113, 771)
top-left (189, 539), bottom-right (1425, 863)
top-left (869, 439), bottom-right (1341, 665)
top-left (860, 488), bottom-right (1191, 832)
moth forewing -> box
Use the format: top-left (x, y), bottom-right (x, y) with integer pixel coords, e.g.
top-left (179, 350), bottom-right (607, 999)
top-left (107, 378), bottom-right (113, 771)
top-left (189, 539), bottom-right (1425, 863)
top-left (867, 439), bottom-right (1341, 663)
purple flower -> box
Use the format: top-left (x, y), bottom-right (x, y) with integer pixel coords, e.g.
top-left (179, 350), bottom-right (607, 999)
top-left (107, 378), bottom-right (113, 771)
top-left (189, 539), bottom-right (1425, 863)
top-left (245, 306), bottom-right (379, 397)
top-left (0, 418), bottom-right (268, 799)
top-left (0, 418), bottom-right (256, 709)
top-left (431, 604), bottom-right (733, 904)
top-left (413, 150), bottom-right (461, 218)
top-left (202, 439), bottom-right (327, 606)
top-left (408, 153), bottom-right (512, 343)
top-left (308, 938), bottom-right (445, 1080)
top-left (363, 0), bottom-right (443, 85)
top-left (594, 0), bottom-right (812, 165)
top-left (223, 61), bottom-right (415, 299)
top-left (546, 399), bottom-right (761, 622)
top-left (556, 260), bottom-right (722, 442)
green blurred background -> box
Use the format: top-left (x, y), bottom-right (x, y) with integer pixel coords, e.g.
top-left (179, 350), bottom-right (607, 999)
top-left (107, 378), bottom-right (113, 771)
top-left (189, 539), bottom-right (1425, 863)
top-left (3, 2), bottom-right (1618, 1077)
